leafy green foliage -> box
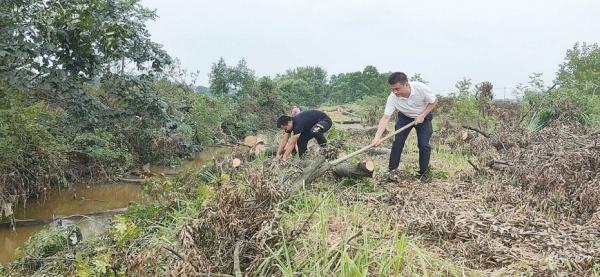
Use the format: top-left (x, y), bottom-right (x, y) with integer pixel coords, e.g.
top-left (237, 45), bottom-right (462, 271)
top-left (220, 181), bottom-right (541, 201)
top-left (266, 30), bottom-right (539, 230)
top-left (0, 0), bottom-right (170, 85)
top-left (556, 42), bottom-right (600, 95)
top-left (209, 58), bottom-right (256, 95)
top-left (521, 44), bottom-right (600, 131)
top-left (276, 66), bottom-right (329, 107)
top-left (330, 65), bottom-right (388, 104)
top-left (356, 95), bottom-right (386, 125)
top-left (75, 251), bottom-right (122, 277)
top-left (13, 225), bottom-right (80, 262)
top-left (72, 129), bottom-right (133, 171)
top-left (0, 83), bottom-right (69, 198)
top-left (110, 215), bottom-right (140, 247)
top-left (453, 77), bottom-right (473, 97)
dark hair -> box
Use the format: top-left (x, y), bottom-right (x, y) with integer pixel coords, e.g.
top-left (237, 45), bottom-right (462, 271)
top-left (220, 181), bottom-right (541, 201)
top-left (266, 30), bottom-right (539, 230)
top-left (276, 115), bottom-right (292, 127)
top-left (388, 72), bottom-right (408, 85)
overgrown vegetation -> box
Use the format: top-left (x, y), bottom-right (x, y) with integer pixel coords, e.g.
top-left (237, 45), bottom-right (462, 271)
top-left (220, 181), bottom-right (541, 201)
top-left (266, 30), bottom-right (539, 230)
top-left (2, 0), bottom-right (599, 274)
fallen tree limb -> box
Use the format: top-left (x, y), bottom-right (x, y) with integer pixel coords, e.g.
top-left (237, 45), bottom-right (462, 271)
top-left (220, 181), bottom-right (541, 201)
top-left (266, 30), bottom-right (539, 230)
top-left (334, 160), bottom-right (375, 177)
top-left (234, 241), bottom-right (243, 277)
top-left (334, 120), bottom-right (362, 125)
top-left (251, 144), bottom-right (277, 157)
top-left (341, 111), bottom-right (359, 117)
top-left (0, 207), bottom-right (128, 229)
top-left (162, 245), bottom-right (185, 260)
top-left (461, 125), bottom-right (490, 138)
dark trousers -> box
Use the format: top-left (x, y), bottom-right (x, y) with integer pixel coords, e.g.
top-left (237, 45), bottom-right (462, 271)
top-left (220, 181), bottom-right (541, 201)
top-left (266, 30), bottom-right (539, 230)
top-left (388, 113), bottom-right (433, 174)
top-left (297, 120), bottom-right (332, 157)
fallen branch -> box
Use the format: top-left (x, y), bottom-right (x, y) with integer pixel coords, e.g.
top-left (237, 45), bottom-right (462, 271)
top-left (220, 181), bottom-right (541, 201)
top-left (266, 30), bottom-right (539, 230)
top-left (162, 245), bottom-right (185, 261)
top-left (0, 207), bottom-right (128, 229)
top-left (461, 125), bottom-right (490, 138)
top-left (334, 120), bottom-right (362, 125)
top-left (467, 159), bottom-right (480, 172)
top-left (233, 241), bottom-right (243, 277)
top-left (334, 160), bottom-right (375, 177)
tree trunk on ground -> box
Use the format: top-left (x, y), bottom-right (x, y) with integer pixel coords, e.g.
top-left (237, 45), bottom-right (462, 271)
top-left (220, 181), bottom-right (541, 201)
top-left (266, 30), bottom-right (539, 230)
top-left (334, 160), bottom-right (375, 177)
top-left (231, 158), bottom-right (242, 168)
top-left (243, 136), bottom-right (263, 147)
top-left (251, 144), bottom-right (277, 156)
top-left (290, 157), bottom-right (331, 194)
top-left (1, 208), bottom-right (128, 228)
top-left (334, 120), bottom-right (362, 124)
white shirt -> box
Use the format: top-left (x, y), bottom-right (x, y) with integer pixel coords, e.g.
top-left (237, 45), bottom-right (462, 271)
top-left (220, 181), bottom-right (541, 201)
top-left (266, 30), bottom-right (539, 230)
top-left (384, 81), bottom-right (437, 118)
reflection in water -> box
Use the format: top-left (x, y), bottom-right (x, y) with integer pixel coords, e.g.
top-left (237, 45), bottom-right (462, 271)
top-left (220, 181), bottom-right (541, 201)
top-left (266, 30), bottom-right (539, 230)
top-left (0, 148), bottom-right (225, 265)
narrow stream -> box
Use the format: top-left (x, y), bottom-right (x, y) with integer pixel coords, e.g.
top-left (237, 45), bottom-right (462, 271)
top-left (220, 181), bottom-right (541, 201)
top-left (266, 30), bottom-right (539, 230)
top-left (0, 148), bottom-right (226, 264)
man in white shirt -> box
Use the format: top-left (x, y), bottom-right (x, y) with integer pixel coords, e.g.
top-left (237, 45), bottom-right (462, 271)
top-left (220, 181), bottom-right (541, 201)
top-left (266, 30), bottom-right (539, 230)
top-left (372, 72), bottom-right (438, 179)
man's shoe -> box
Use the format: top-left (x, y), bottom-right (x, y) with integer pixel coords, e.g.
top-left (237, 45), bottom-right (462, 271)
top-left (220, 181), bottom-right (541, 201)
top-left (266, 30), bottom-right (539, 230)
top-left (415, 171), bottom-right (431, 183)
top-left (380, 169), bottom-right (399, 181)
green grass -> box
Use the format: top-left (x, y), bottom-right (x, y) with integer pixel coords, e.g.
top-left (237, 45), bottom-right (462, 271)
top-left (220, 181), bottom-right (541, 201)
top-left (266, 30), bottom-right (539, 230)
top-left (259, 189), bottom-right (478, 276)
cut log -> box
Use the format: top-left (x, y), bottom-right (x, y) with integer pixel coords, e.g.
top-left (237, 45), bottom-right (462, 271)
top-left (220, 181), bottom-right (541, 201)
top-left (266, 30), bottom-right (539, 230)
top-left (243, 136), bottom-right (258, 147)
top-left (231, 158), bottom-right (242, 168)
top-left (334, 160), bottom-right (375, 177)
top-left (252, 144), bottom-right (277, 156)
top-left (337, 151), bottom-right (347, 159)
top-left (359, 160), bottom-right (375, 171)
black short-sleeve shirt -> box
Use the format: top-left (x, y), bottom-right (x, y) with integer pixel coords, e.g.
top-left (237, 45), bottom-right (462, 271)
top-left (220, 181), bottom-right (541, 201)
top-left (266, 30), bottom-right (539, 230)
top-left (287, 110), bottom-right (331, 135)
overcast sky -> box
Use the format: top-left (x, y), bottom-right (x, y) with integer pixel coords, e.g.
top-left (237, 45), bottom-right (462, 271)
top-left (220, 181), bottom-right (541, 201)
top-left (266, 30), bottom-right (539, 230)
top-left (142, 0), bottom-right (599, 97)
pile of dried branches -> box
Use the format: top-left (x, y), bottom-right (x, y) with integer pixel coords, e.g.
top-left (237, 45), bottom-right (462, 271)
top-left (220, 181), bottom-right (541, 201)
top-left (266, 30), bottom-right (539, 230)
top-left (167, 150), bottom-right (288, 275)
top-left (465, 122), bottom-right (600, 219)
top-left (379, 179), bottom-right (600, 276)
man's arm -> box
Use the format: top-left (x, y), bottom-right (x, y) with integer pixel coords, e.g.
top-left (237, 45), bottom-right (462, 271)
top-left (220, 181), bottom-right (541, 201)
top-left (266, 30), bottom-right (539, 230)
top-left (276, 132), bottom-right (289, 159)
top-left (282, 134), bottom-right (301, 161)
top-left (414, 100), bottom-right (438, 124)
top-left (371, 115), bottom-right (391, 146)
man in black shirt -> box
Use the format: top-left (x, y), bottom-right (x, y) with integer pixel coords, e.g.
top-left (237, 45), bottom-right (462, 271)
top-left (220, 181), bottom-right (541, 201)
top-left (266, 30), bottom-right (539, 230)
top-left (275, 110), bottom-right (333, 161)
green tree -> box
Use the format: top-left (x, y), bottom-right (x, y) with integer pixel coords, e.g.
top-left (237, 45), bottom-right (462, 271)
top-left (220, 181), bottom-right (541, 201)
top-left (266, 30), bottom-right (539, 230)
top-left (0, 0), bottom-right (171, 87)
top-left (329, 65), bottom-right (387, 103)
top-left (209, 57), bottom-right (230, 95)
top-left (276, 66), bottom-right (329, 107)
top-left (454, 77), bottom-right (473, 97)
top-left (556, 42), bottom-right (600, 94)
top-left (208, 58), bottom-right (256, 95)
top-left (229, 59), bottom-right (256, 95)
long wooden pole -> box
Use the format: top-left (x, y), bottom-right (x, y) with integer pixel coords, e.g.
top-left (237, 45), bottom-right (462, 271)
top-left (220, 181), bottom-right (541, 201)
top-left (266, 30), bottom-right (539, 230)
top-left (329, 121), bottom-right (415, 166)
